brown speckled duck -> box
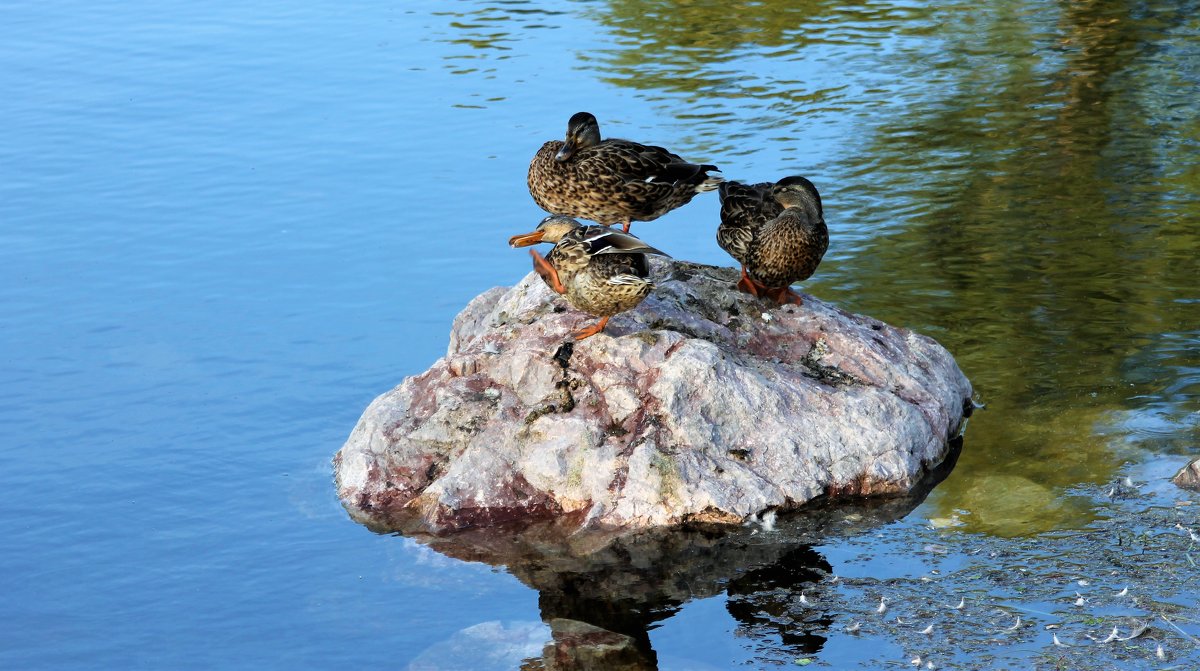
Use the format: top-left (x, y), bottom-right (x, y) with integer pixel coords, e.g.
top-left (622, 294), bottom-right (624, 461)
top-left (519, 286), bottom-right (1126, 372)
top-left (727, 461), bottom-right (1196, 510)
top-left (716, 175), bottom-right (828, 305)
top-left (509, 215), bottom-right (668, 340)
top-left (528, 112), bottom-right (723, 233)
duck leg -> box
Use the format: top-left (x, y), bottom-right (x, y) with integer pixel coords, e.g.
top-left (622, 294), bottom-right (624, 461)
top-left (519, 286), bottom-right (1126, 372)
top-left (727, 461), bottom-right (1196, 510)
top-left (529, 249), bottom-right (566, 294)
top-left (621, 218), bottom-right (632, 233)
top-left (736, 266), bottom-right (764, 297)
top-left (571, 316), bottom-right (610, 341)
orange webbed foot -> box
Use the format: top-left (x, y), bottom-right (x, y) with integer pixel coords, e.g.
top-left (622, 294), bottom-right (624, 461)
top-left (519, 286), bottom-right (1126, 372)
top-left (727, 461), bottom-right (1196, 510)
top-left (529, 249), bottom-right (566, 294)
top-left (765, 286), bottom-right (804, 305)
top-left (571, 316), bottom-right (610, 341)
top-left (736, 267), bottom-right (765, 297)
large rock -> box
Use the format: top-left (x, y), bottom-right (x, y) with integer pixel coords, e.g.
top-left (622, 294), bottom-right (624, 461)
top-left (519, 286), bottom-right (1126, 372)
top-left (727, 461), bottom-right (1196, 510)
top-left (334, 260), bottom-right (973, 534)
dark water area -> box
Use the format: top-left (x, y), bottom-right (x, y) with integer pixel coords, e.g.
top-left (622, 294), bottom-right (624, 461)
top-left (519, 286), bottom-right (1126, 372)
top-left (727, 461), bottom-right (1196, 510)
top-left (1, 0), bottom-right (1197, 668)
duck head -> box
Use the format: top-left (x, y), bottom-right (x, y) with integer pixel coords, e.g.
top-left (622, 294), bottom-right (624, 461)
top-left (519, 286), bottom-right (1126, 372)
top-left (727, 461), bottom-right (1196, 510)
top-left (554, 112), bottom-right (602, 162)
top-left (771, 175), bottom-right (823, 214)
top-left (508, 215), bottom-right (583, 247)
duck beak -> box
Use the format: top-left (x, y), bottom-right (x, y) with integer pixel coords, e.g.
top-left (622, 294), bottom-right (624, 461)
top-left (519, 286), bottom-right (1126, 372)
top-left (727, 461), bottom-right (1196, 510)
top-left (554, 138), bottom-right (575, 162)
top-left (508, 231), bottom-right (545, 247)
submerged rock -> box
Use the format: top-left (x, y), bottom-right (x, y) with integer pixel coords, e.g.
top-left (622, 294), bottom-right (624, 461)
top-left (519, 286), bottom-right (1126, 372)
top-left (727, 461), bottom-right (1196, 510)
top-left (334, 259), bottom-right (973, 534)
top-left (1174, 458), bottom-right (1200, 491)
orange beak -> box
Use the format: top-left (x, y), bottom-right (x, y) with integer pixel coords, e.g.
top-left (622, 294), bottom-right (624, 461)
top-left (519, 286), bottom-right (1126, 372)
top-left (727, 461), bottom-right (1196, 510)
top-left (508, 231), bottom-right (545, 247)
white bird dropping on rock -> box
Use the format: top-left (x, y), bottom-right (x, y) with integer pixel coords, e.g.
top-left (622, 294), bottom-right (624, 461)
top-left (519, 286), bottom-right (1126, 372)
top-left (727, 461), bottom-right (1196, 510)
top-left (759, 509), bottom-right (776, 532)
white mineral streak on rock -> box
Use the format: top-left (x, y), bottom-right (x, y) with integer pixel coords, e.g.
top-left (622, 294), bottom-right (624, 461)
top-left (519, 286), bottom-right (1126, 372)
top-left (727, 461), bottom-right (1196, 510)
top-left (334, 260), bottom-right (973, 533)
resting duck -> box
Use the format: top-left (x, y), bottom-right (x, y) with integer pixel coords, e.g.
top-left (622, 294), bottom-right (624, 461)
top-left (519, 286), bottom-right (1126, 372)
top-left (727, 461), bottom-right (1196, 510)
top-left (716, 175), bottom-right (828, 305)
top-left (509, 215), bottom-right (668, 340)
top-left (528, 112), bottom-right (722, 233)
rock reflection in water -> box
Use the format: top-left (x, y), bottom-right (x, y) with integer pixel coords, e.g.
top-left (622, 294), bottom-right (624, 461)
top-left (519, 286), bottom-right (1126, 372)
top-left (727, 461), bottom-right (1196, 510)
top-left (383, 442), bottom-right (961, 669)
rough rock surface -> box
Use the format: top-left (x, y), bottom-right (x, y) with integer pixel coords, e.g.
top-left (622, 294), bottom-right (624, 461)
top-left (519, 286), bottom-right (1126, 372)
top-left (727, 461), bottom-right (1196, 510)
top-left (1174, 458), bottom-right (1200, 491)
top-left (334, 259), bottom-right (973, 534)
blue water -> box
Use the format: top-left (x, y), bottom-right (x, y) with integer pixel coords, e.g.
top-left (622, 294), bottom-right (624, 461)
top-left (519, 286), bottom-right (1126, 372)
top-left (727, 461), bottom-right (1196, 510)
top-left (1, 3), bottom-right (542, 667)
top-left (3, 1), bottom-right (1198, 668)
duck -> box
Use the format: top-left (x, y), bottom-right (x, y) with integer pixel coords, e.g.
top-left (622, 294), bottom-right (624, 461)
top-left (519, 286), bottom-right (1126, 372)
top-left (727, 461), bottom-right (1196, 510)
top-left (716, 175), bottom-right (828, 305)
top-left (508, 215), bottom-right (669, 340)
top-left (528, 112), bottom-right (723, 233)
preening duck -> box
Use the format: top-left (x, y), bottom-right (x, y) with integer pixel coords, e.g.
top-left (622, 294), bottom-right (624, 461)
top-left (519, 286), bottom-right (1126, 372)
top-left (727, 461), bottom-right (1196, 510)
top-left (716, 175), bottom-right (828, 305)
top-left (509, 215), bottom-right (669, 340)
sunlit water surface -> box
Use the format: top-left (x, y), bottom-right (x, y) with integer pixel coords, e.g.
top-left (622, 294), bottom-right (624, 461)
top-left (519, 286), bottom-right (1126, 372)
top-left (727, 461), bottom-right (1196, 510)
top-left (1, 0), bottom-right (1197, 668)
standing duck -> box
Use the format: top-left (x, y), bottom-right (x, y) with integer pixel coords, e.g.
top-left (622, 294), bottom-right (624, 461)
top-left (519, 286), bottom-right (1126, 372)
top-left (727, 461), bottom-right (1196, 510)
top-left (528, 112), bottom-right (722, 233)
top-left (508, 215), bottom-right (668, 340)
top-left (716, 175), bottom-right (828, 305)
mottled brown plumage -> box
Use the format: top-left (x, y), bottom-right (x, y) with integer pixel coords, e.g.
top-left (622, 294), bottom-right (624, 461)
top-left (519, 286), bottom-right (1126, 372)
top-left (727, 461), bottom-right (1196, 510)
top-left (509, 215), bottom-right (668, 340)
top-left (528, 112), bottom-right (722, 232)
top-left (716, 176), bottom-right (828, 305)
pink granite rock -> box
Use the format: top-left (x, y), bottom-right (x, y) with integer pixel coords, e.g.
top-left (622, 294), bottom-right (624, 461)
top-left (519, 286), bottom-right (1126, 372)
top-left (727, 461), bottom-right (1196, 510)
top-left (334, 259), bottom-right (973, 534)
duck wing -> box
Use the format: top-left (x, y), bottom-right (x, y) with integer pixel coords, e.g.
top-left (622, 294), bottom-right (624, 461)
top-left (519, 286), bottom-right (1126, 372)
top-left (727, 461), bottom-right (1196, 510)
top-left (586, 247), bottom-right (653, 281)
top-left (574, 225), bottom-right (671, 258)
top-left (717, 181), bottom-right (779, 263)
top-left (577, 139), bottom-right (718, 186)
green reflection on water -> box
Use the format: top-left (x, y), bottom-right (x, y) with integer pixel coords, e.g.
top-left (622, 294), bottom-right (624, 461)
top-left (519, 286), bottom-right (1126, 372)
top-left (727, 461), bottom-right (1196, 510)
top-left (442, 0), bottom-right (1200, 535)
top-left (583, 0), bottom-right (1200, 536)
top-left (834, 0), bottom-right (1200, 535)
